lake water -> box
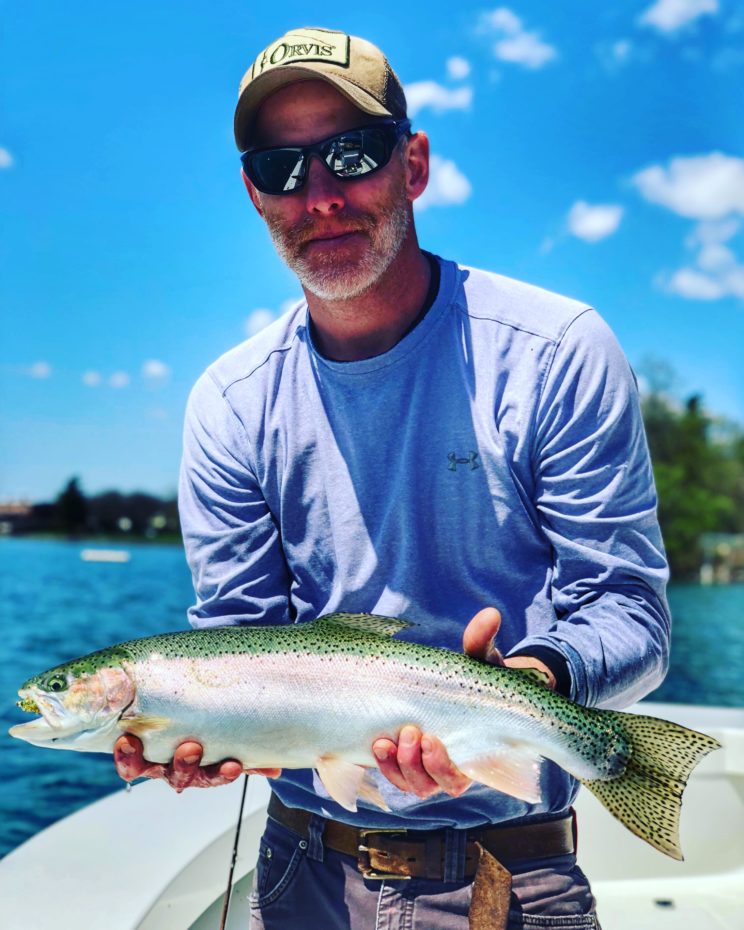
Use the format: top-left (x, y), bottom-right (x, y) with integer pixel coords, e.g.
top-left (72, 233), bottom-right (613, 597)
top-left (1, 537), bottom-right (743, 858)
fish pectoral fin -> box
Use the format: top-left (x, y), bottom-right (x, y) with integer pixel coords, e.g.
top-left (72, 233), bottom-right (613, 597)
top-left (315, 756), bottom-right (367, 812)
top-left (119, 714), bottom-right (171, 737)
top-left (358, 769), bottom-right (391, 812)
top-left (457, 745), bottom-right (543, 804)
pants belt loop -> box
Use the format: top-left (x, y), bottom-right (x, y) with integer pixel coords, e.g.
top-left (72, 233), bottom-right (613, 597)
top-left (443, 827), bottom-right (468, 883)
top-left (307, 813), bottom-right (326, 863)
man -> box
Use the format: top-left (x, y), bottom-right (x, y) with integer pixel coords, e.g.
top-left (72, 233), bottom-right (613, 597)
top-left (115, 27), bottom-right (670, 929)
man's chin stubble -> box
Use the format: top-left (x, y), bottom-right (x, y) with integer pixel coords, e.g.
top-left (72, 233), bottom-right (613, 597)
top-left (266, 203), bottom-right (410, 301)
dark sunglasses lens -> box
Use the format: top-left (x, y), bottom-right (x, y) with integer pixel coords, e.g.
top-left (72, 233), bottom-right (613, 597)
top-left (323, 128), bottom-right (391, 179)
top-left (248, 148), bottom-right (305, 193)
top-left (243, 122), bottom-right (403, 194)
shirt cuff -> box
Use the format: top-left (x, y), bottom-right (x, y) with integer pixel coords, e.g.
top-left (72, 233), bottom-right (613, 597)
top-left (507, 645), bottom-right (572, 697)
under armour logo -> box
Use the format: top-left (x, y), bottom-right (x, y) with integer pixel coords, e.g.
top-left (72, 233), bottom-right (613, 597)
top-left (447, 451), bottom-right (480, 471)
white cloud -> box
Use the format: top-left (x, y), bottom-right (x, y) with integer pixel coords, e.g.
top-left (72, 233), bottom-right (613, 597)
top-left (481, 7), bottom-right (557, 69)
top-left (639, 0), bottom-right (718, 33)
top-left (494, 33), bottom-right (556, 69)
top-left (0, 148), bottom-right (13, 169)
top-left (632, 153), bottom-right (744, 220)
top-left (109, 371), bottom-right (130, 388)
top-left (404, 81), bottom-right (473, 117)
top-left (686, 217), bottom-right (740, 246)
top-left (481, 7), bottom-right (522, 34)
top-left (697, 242), bottom-right (736, 272)
top-left (245, 308), bottom-right (276, 337)
top-left (661, 216), bottom-right (744, 302)
top-left (279, 297), bottom-right (301, 316)
top-left (82, 370), bottom-right (102, 387)
top-left (611, 40), bottom-right (633, 64)
top-left (29, 361), bottom-right (51, 379)
top-left (142, 359), bottom-right (171, 381)
top-left (596, 39), bottom-right (634, 75)
top-left (567, 201), bottom-right (624, 242)
top-left (245, 299), bottom-right (300, 338)
top-left (416, 154), bottom-right (472, 211)
top-left (447, 56), bottom-right (471, 80)
top-left (666, 268), bottom-right (725, 299)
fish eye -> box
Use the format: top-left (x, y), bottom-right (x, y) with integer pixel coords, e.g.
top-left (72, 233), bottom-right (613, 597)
top-left (42, 674), bottom-right (68, 693)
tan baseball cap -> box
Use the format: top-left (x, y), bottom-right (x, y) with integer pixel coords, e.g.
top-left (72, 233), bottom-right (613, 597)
top-left (234, 27), bottom-right (408, 151)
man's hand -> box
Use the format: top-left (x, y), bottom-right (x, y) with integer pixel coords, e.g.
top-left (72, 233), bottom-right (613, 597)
top-left (372, 607), bottom-right (555, 799)
top-left (113, 735), bottom-right (281, 792)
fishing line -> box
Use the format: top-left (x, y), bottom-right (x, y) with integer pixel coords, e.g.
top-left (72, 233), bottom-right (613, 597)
top-left (218, 773), bottom-right (250, 930)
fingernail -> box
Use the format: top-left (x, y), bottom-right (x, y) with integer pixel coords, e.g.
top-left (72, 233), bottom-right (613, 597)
top-left (401, 727), bottom-right (416, 746)
top-left (182, 754), bottom-right (200, 765)
top-left (421, 737), bottom-right (432, 754)
top-left (118, 743), bottom-right (136, 755)
top-left (373, 746), bottom-right (389, 762)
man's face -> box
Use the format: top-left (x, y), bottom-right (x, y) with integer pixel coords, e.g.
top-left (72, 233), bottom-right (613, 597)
top-left (248, 81), bottom-right (416, 301)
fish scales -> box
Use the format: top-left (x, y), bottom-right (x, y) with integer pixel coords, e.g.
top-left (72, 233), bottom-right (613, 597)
top-left (10, 611), bottom-right (720, 860)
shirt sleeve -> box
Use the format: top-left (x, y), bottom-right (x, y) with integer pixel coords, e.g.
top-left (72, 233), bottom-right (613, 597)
top-left (178, 370), bottom-right (292, 628)
top-left (507, 309), bottom-right (671, 709)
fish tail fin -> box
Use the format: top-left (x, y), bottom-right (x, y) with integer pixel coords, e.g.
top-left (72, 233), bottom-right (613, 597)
top-left (580, 711), bottom-right (720, 860)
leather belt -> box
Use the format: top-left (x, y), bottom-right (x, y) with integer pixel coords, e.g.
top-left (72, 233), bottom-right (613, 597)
top-left (267, 793), bottom-right (576, 882)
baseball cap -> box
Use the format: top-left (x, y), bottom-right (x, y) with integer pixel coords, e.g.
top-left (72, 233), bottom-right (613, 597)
top-left (234, 27), bottom-right (408, 151)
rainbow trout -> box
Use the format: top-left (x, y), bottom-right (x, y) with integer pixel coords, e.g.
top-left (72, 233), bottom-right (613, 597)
top-left (10, 612), bottom-right (719, 859)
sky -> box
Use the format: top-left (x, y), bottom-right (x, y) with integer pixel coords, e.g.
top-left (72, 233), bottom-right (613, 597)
top-left (2, 0), bottom-right (743, 503)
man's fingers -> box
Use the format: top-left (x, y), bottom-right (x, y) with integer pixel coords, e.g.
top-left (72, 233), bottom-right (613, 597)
top-left (394, 726), bottom-right (441, 799)
top-left (373, 737), bottom-right (410, 793)
top-left (168, 741), bottom-right (205, 792)
top-left (463, 607), bottom-right (505, 666)
top-left (114, 734), bottom-right (158, 781)
top-left (421, 735), bottom-right (472, 797)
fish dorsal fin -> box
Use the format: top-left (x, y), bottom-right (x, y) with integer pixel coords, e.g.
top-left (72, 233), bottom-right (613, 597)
top-left (317, 612), bottom-right (412, 638)
top-left (315, 755), bottom-right (368, 811)
top-left (456, 744), bottom-right (543, 804)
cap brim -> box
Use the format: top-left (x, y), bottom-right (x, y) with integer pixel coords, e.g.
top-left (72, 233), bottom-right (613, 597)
top-left (234, 67), bottom-right (392, 150)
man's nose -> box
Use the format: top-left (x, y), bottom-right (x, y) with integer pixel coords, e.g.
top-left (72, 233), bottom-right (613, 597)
top-left (303, 157), bottom-right (346, 215)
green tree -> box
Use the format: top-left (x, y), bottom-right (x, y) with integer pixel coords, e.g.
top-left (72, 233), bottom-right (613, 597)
top-left (54, 477), bottom-right (89, 537)
top-left (641, 385), bottom-right (742, 579)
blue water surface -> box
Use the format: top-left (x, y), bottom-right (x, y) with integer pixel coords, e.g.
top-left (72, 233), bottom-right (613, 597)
top-left (1, 538), bottom-right (742, 857)
top-left (0, 538), bottom-right (194, 857)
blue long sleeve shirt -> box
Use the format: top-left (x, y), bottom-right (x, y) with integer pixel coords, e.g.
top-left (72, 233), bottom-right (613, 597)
top-left (178, 256), bottom-right (670, 829)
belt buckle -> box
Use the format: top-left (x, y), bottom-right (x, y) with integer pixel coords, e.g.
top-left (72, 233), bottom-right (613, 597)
top-left (357, 828), bottom-right (412, 881)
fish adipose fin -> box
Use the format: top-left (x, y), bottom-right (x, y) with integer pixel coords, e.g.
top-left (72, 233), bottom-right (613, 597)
top-left (316, 756), bottom-right (369, 812)
top-left (457, 744), bottom-right (543, 803)
top-left (580, 711), bottom-right (721, 860)
top-left (317, 613), bottom-right (413, 638)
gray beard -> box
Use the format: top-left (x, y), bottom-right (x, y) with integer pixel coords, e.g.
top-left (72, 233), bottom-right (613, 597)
top-left (264, 195), bottom-right (411, 301)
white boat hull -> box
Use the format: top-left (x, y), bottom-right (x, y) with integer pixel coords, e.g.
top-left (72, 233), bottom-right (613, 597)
top-left (1, 703), bottom-right (742, 930)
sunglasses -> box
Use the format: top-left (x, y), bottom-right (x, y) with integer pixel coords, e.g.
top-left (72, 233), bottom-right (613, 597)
top-left (240, 119), bottom-right (412, 195)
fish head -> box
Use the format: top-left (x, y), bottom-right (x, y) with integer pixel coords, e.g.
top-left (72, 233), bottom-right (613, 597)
top-left (9, 647), bottom-right (135, 751)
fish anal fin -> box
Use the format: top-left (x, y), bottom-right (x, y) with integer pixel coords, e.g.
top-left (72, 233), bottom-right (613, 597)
top-left (315, 755), bottom-right (366, 812)
top-left (457, 746), bottom-right (543, 804)
top-left (358, 769), bottom-right (391, 811)
top-left (316, 613), bottom-right (412, 638)
top-left (119, 714), bottom-right (171, 737)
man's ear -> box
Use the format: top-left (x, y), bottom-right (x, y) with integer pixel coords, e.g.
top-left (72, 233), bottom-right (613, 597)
top-left (241, 168), bottom-right (265, 217)
top-left (403, 132), bottom-right (429, 203)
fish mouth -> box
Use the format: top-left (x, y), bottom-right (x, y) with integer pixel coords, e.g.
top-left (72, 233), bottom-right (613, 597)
top-left (11, 689), bottom-right (84, 743)
top-left (10, 687), bottom-right (132, 745)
